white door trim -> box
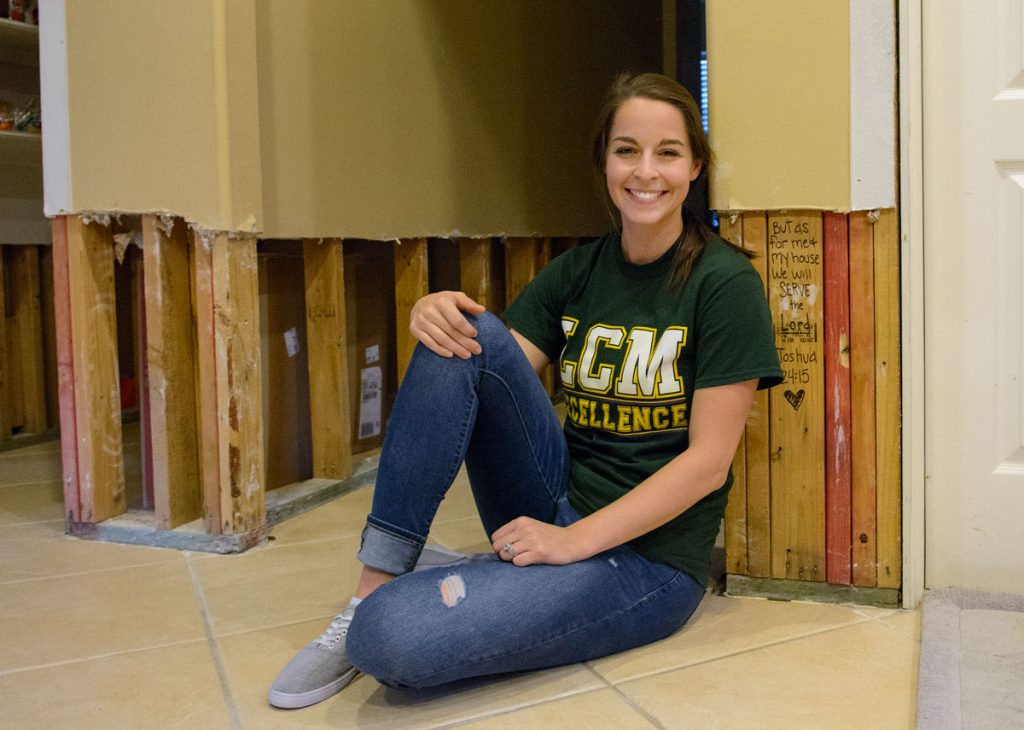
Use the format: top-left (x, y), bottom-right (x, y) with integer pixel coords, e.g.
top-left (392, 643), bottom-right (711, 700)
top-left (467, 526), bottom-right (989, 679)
top-left (898, 0), bottom-right (926, 609)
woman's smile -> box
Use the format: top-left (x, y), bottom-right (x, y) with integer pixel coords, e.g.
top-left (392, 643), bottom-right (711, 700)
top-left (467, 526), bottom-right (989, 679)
top-left (604, 97), bottom-right (702, 258)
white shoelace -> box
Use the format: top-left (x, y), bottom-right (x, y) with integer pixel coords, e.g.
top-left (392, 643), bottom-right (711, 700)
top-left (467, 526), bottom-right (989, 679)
top-left (316, 608), bottom-right (355, 649)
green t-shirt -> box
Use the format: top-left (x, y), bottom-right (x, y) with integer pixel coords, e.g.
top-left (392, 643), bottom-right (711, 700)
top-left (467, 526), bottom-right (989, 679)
top-left (503, 231), bottom-right (782, 585)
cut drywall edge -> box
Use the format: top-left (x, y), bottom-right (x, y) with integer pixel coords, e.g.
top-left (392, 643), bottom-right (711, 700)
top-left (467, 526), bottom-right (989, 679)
top-left (850, 0), bottom-right (897, 211)
top-left (39, 0), bottom-right (72, 217)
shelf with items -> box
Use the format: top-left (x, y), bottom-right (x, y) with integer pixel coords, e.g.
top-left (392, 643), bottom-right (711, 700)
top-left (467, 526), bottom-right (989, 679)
top-left (0, 11), bottom-right (46, 247)
top-left (0, 16), bottom-right (39, 68)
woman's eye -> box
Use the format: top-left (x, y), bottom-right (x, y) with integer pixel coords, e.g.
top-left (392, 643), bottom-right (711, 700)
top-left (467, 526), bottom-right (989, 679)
top-left (614, 146), bottom-right (636, 155)
top-left (659, 149), bottom-right (681, 157)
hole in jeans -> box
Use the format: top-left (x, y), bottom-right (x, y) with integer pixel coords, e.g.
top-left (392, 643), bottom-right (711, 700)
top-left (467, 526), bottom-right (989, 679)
top-left (439, 574), bottom-right (467, 607)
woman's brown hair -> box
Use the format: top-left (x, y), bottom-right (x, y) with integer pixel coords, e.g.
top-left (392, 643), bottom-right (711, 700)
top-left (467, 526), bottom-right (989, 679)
top-left (591, 72), bottom-right (746, 289)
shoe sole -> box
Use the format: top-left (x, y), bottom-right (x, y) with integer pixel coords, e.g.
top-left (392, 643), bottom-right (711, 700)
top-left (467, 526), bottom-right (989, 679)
top-left (268, 667), bottom-right (360, 709)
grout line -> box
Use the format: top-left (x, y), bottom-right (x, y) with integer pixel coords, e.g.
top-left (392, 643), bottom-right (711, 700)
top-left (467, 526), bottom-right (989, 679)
top-left (0, 518), bottom-right (64, 530)
top-left (186, 557), bottom-right (245, 730)
top-left (0, 556), bottom-right (183, 586)
top-left (204, 611), bottom-right (343, 641)
top-left (0, 479), bottom-right (64, 490)
top-left (601, 616), bottom-right (884, 687)
top-left (0, 638), bottom-right (210, 677)
top-left (583, 663), bottom-right (666, 729)
top-left (428, 683), bottom-right (606, 730)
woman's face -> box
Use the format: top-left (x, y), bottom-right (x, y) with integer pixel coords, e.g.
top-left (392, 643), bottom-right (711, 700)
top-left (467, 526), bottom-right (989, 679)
top-left (604, 97), bottom-right (702, 240)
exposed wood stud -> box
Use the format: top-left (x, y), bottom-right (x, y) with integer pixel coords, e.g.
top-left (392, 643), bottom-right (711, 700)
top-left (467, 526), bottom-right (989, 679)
top-left (303, 238), bottom-right (353, 480)
top-left (0, 251), bottom-right (9, 440)
top-left (52, 218), bottom-right (81, 521)
top-left (823, 211), bottom-right (853, 585)
top-left (718, 214), bottom-right (748, 575)
top-left (849, 211), bottom-right (878, 587)
top-left (874, 208), bottom-right (902, 589)
top-left (394, 238), bottom-right (429, 383)
top-left (143, 215), bottom-right (201, 529)
top-left (459, 238), bottom-right (497, 311)
top-left (742, 211), bottom-right (772, 578)
top-left (38, 245), bottom-right (60, 431)
top-left (63, 216), bottom-right (126, 523)
top-left (191, 231), bottom-right (265, 536)
top-left (767, 211), bottom-right (825, 582)
top-left (9, 246), bottom-right (47, 434)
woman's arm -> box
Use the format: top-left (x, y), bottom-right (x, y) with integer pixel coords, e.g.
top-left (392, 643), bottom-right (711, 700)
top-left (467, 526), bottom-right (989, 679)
top-left (491, 378), bottom-right (757, 565)
top-left (509, 329), bottom-right (550, 375)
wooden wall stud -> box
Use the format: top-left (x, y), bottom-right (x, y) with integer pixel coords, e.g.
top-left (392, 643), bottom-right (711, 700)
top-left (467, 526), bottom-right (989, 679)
top-left (142, 215), bottom-right (201, 529)
top-left (192, 230), bottom-right (265, 536)
top-left (394, 238), bottom-right (429, 382)
top-left (38, 246), bottom-right (60, 431)
top-left (718, 214), bottom-right (749, 575)
top-left (0, 251), bottom-right (9, 440)
top-left (742, 211), bottom-right (773, 577)
top-left (459, 238), bottom-right (498, 311)
top-left (849, 211), bottom-right (878, 586)
top-left (823, 212), bottom-right (853, 584)
top-left (874, 208), bottom-right (902, 588)
top-left (9, 245), bottom-right (47, 435)
top-left (767, 211), bottom-right (826, 582)
top-left (303, 238), bottom-right (353, 480)
top-left (55, 216), bottom-right (126, 524)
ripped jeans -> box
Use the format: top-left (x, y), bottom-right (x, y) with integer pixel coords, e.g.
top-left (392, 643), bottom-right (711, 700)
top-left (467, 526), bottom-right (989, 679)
top-left (345, 313), bottom-right (705, 689)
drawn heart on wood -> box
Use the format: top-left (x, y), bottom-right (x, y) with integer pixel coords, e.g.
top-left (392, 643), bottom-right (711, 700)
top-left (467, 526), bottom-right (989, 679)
top-left (784, 389), bottom-right (805, 411)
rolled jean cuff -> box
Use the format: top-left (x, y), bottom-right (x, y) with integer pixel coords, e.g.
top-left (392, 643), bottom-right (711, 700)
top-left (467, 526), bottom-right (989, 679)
top-left (358, 521), bottom-right (424, 575)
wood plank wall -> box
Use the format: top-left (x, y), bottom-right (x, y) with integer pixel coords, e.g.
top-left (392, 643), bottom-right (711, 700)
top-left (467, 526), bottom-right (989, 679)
top-left (723, 209), bottom-right (902, 591)
top-left (0, 245), bottom-right (54, 444)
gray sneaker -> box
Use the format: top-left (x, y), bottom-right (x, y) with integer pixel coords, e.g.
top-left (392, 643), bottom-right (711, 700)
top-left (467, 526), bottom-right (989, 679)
top-left (268, 603), bottom-right (359, 709)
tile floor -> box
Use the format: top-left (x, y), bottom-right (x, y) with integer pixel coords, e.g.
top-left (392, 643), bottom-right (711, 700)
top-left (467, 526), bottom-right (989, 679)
top-left (0, 439), bottom-right (920, 729)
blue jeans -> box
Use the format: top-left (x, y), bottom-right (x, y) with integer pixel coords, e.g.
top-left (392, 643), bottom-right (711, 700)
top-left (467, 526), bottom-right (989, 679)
top-left (345, 313), bottom-right (705, 689)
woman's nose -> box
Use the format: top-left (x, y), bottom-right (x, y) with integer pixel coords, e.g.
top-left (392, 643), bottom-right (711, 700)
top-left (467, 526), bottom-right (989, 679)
top-left (634, 152), bottom-right (658, 179)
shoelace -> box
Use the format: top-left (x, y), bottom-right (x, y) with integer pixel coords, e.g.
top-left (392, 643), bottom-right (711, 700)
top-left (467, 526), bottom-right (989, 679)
top-left (316, 609), bottom-right (354, 649)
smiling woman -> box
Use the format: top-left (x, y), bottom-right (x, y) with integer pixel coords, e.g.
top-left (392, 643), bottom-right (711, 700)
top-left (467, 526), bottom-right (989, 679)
top-left (270, 72), bottom-right (783, 707)
top-left (589, 73), bottom-right (736, 291)
top-left (603, 98), bottom-right (702, 261)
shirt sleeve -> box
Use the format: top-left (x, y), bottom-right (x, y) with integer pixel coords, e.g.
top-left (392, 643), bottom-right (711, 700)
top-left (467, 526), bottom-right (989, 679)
top-left (693, 267), bottom-right (783, 391)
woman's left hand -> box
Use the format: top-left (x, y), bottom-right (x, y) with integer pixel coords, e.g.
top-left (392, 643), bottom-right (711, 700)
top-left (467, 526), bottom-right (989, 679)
top-left (491, 517), bottom-right (590, 567)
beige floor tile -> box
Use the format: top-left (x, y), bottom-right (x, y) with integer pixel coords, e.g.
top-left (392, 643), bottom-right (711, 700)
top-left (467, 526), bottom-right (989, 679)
top-left (618, 618), bottom-right (918, 729)
top-left (0, 480), bottom-right (65, 525)
top-left (217, 619), bottom-right (604, 730)
top-left (428, 516), bottom-right (492, 554)
top-left (433, 468), bottom-right (482, 524)
top-left (0, 437), bottom-right (62, 456)
top-left (0, 452), bottom-right (64, 485)
top-left (874, 607), bottom-right (922, 642)
top-left (0, 559), bottom-right (205, 672)
top-left (269, 486), bottom-right (374, 545)
top-left (191, 535), bottom-right (364, 636)
top-left (590, 594), bottom-right (879, 683)
top-left (0, 520), bottom-right (180, 584)
top-left (457, 688), bottom-right (654, 729)
top-left (0, 640), bottom-right (233, 730)
top-left (270, 465), bottom-right (479, 548)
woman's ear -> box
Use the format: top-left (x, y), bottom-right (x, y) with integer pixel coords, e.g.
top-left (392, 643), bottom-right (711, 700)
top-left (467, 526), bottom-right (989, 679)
top-left (690, 160), bottom-right (703, 181)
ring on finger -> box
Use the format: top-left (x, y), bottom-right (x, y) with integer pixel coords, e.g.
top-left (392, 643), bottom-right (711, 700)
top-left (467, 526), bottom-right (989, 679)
top-left (501, 542), bottom-right (517, 558)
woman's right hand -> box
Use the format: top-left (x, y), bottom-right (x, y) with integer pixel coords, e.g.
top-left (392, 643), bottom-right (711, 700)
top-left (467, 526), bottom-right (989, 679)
top-left (409, 291), bottom-right (486, 358)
